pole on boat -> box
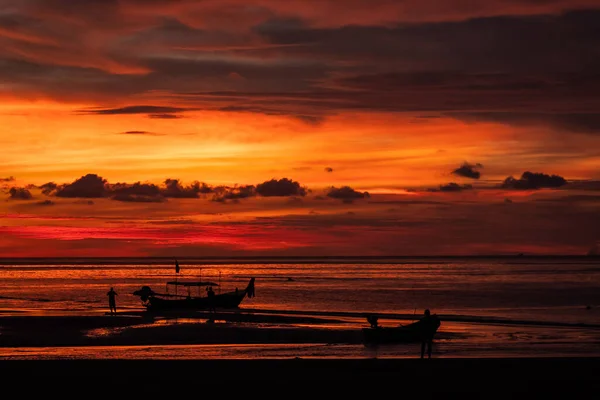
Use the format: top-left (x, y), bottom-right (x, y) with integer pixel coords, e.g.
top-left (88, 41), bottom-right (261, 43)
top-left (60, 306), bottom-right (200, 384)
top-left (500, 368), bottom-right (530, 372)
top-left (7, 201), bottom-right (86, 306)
top-left (175, 259), bottom-right (180, 297)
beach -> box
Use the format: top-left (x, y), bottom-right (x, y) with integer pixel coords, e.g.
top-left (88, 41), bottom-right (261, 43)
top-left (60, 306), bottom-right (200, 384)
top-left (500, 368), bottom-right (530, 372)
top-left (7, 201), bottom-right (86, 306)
top-left (1, 308), bottom-right (599, 357)
top-left (2, 259), bottom-right (600, 357)
top-left (1, 258), bottom-right (599, 396)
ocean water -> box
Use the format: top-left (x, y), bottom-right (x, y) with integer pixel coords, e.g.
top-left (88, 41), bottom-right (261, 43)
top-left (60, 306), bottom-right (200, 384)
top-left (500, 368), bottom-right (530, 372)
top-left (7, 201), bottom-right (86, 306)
top-left (1, 257), bottom-right (600, 359)
top-left (1, 258), bottom-right (599, 321)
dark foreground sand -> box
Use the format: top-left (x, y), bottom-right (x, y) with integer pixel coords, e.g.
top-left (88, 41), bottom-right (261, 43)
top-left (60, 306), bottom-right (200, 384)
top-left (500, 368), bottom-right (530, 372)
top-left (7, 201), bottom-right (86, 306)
top-left (1, 358), bottom-right (598, 396)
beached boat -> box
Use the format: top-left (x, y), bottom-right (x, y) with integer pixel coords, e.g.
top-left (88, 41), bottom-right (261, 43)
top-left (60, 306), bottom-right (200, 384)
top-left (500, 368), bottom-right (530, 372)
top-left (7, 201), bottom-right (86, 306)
top-left (133, 277), bottom-right (255, 312)
top-left (362, 315), bottom-right (441, 345)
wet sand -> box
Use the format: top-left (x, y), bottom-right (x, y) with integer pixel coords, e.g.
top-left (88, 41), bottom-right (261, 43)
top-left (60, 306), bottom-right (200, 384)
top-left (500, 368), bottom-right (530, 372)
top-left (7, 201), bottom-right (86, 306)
top-left (1, 310), bottom-right (597, 350)
top-left (1, 312), bottom-right (600, 396)
top-left (1, 310), bottom-right (599, 360)
top-left (0, 311), bottom-right (466, 348)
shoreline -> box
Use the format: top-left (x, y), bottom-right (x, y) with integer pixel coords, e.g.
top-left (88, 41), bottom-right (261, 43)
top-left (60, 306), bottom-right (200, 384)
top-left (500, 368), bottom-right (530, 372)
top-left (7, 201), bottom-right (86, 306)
top-left (0, 312), bottom-right (461, 348)
top-left (1, 311), bottom-right (599, 360)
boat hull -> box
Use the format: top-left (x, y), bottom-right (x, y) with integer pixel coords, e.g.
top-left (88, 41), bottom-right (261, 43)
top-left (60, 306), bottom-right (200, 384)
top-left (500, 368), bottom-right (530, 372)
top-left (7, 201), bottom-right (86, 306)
top-left (362, 319), bottom-right (440, 345)
top-left (133, 277), bottom-right (255, 313)
top-left (146, 290), bottom-right (247, 312)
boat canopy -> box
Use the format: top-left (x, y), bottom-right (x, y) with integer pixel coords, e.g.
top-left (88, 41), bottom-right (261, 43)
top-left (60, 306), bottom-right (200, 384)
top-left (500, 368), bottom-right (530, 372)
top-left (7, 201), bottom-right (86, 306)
top-left (166, 281), bottom-right (219, 287)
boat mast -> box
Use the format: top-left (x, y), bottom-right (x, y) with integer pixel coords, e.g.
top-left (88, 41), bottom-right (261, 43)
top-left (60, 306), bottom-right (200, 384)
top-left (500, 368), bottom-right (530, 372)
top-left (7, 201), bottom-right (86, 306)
top-left (175, 259), bottom-right (180, 297)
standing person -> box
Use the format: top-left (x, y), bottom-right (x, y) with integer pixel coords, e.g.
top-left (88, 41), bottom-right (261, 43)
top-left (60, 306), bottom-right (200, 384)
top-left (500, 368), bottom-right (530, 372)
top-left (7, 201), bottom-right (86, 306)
top-left (419, 309), bottom-right (439, 359)
top-left (207, 285), bottom-right (216, 315)
top-left (107, 287), bottom-right (118, 315)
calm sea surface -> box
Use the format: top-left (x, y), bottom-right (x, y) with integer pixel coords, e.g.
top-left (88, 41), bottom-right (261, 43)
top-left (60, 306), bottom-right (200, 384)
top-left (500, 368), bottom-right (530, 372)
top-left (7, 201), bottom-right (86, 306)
top-left (1, 257), bottom-right (600, 359)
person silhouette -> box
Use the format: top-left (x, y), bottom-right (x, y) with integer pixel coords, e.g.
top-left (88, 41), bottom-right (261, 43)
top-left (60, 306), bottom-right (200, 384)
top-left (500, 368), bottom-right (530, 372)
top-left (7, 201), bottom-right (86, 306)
top-left (367, 314), bottom-right (379, 328)
top-left (206, 285), bottom-right (216, 315)
top-left (419, 309), bottom-right (439, 359)
top-left (107, 287), bottom-right (118, 315)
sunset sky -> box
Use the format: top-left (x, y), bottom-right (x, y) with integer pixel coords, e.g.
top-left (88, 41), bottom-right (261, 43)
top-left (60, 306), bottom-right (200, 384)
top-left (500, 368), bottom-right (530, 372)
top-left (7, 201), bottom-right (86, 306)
top-left (1, 0), bottom-right (599, 257)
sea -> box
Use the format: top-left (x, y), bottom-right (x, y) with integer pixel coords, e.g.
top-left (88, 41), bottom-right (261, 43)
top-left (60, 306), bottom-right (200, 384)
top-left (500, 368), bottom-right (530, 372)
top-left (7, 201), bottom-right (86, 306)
top-left (1, 257), bottom-right (600, 359)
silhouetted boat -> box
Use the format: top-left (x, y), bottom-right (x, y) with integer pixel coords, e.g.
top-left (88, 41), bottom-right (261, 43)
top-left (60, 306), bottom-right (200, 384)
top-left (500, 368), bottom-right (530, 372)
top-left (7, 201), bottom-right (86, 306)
top-left (133, 277), bottom-right (255, 312)
top-left (362, 315), bottom-right (440, 345)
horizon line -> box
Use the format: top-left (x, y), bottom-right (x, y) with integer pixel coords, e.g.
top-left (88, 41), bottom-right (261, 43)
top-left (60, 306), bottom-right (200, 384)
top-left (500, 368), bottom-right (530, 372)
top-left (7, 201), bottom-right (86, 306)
top-left (0, 254), bottom-right (597, 261)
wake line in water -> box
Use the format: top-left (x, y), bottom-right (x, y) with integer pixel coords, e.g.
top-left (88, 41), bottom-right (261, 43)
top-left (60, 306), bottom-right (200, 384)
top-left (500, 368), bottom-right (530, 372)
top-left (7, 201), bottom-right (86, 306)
top-left (238, 308), bottom-right (600, 330)
top-left (0, 295), bottom-right (95, 304)
top-left (0, 295), bottom-right (51, 302)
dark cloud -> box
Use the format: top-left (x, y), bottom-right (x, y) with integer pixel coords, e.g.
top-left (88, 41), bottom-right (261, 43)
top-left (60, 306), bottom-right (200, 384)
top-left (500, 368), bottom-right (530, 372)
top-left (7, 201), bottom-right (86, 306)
top-left (326, 186), bottom-right (370, 203)
top-left (9, 0), bottom-right (599, 31)
top-left (110, 182), bottom-right (162, 197)
top-left (249, 10), bottom-right (600, 121)
top-left (450, 112), bottom-right (600, 134)
top-left (193, 182), bottom-right (214, 195)
top-left (0, 57), bottom-right (142, 101)
top-left (78, 106), bottom-right (193, 116)
top-left (109, 181), bottom-right (167, 202)
top-left (161, 179), bottom-right (213, 198)
top-left (112, 194), bottom-right (167, 203)
top-left (216, 105), bottom-right (324, 124)
top-left (36, 174), bottom-right (290, 203)
top-left (3, 8), bottom-right (598, 127)
top-left (452, 162), bottom-right (483, 179)
top-left (324, 167), bottom-right (334, 173)
top-left (255, 178), bottom-right (307, 197)
top-left (38, 182), bottom-right (59, 196)
top-left (119, 131), bottom-right (162, 135)
top-left (9, 187), bottom-right (33, 200)
top-left (1, 176), bottom-right (16, 182)
top-left (501, 171), bottom-right (567, 190)
top-left (295, 115), bottom-right (324, 125)
top-left (212, 185), bottom-right (256, 202)
top-left (258, 10), bottom-right (600, 72)
top-left (148, 114), bottom-right (184, 119)
top-left (141, 53), bottom-right (328, 93)
top-left (55, 174), bottom-right (108, 198)
top-left (52, 178), bottom-right (212, 201)
top-left (436, 183), bottom-right (474, 192)
top-left (37, 199), bottom-right (55, 206)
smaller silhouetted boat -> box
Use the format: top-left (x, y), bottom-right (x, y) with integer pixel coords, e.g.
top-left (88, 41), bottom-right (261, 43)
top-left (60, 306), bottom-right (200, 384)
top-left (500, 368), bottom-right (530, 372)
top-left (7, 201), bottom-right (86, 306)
top-left (362, 314), bottom-right (441, 345)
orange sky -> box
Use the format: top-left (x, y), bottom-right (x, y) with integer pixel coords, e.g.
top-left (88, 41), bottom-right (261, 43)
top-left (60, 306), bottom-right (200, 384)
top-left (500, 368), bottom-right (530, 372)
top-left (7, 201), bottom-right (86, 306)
top-left (1, 1), bottom-right (599, 257)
